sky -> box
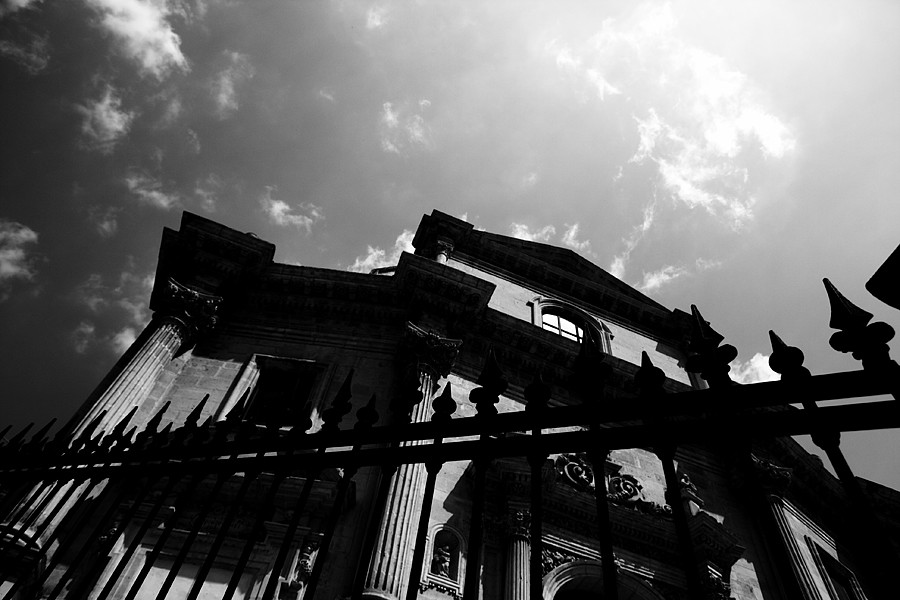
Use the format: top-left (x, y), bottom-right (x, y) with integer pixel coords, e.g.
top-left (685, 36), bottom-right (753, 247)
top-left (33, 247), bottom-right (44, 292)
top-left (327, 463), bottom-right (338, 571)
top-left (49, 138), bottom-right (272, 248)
top-left (1, 0), bottom-right (898, 489)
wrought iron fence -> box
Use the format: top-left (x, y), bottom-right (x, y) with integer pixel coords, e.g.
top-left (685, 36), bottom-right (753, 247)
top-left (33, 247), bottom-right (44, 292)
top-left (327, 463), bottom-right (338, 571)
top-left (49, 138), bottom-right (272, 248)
top-left (0, 279), bottom-right (898, 600)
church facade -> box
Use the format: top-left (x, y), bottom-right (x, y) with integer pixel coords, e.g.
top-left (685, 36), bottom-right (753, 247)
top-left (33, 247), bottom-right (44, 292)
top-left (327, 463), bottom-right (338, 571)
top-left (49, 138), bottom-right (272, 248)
top-left (0, 210), bottom-right (898, 600)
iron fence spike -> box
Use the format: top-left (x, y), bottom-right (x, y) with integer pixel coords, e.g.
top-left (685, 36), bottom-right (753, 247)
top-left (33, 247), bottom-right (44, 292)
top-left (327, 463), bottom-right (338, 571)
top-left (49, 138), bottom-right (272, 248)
top-left (432, 382), bottom-right (457, 423)
top-left (185, 394), bottom-right (210, 428)
top-left (824, 278), bottom-right (873, 331)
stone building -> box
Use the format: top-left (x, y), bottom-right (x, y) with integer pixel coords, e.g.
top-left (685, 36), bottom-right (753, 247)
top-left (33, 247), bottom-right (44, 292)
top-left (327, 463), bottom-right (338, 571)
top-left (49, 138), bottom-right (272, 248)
top-left (1, 209), bottom-right (898, 600)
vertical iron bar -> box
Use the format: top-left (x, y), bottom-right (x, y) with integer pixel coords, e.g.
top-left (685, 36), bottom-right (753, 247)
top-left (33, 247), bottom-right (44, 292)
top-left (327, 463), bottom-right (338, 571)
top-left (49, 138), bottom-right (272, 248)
top-left (462, 456), bottom-right (488, 600)
top-left (152, 470), bottom-right (233, 600)
top-left (301, 465), bottom-right (358, 598)
top-left (587, 449), bottom-right (618, 600)
top-left (47, 474), bottom-right (157, 600)
top-left (352, 459), bottom-right (397, 598)
top-left (658, 448), bottom-right (703, 595)
top-left (93, 475), bottom-right (180, 600)
top-left (524, 374), bottom-right (549, 600)
top-left (220, 473), bottom-right (286, 600)
top-left (184, 468), bottom-right (260, 600)
top-left (405, 460), bottom-right (439, 600)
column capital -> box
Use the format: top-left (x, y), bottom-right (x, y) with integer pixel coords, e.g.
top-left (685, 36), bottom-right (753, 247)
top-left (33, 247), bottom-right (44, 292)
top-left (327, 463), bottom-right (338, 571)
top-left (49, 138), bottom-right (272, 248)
top-left (403, 322), bottom-right (462, 380)
top-left (507, 509), bottom-right (531, 540)
top-left (157, 278), bottom-right (223, 337)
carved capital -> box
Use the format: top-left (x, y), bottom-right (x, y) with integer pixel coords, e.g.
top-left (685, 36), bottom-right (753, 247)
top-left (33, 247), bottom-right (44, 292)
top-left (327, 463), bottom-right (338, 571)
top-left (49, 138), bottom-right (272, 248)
top-left (158, 278), bottom-right (222, 335)
top-left (750, 454), bottom-right (792, 493)
top-left (404, 322), bottom-right (462, 380)
top-left (507, 509), bottom-right (530, 540)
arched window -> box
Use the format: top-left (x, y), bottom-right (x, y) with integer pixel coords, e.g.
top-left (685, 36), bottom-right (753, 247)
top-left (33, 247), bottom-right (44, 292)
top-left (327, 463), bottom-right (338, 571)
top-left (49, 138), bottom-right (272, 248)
top-left (529, 298), bottom-right (613, 354)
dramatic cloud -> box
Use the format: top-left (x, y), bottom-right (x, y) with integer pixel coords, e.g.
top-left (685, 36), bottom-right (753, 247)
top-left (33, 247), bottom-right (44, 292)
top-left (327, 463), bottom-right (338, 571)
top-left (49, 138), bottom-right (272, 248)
top-left (556, 3), bottom-right (795, 230)
top-left (77, 86), bottom-right (134, 153)
top-left (350, 229), bottom-right (414, 273)
top-left (510, 223), bottom-right (555, 242)
top-left (73, 269), bottom-right (152, 353)
top-left (0, 220), bottom-right (39, 293)
top-left (0, 0), bottom-right (41, 17)
top-left (730, 352), bottom-right (779, 384)
top-left (211, 51), bottom-right (254, 119)
top-left (561, 223), bottom-right (591, 253)
top-left (86, 0), bottom-right (188, 79)
top-left (125, 171), bottom-right (180, 209)
top-left (0, 32), bottom-right (50, 74)
top-left (259, 186), bottom-right (323, 232)
top-left (379, 100), bottom-right (434, 155)
top-left (609, 202), bottom-right (655, 279)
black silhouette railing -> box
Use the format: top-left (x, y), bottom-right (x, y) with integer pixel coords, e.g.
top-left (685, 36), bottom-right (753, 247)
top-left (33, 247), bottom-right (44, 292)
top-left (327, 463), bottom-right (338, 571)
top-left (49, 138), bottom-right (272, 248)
top-left (0, 278), bottom-right (898, 600)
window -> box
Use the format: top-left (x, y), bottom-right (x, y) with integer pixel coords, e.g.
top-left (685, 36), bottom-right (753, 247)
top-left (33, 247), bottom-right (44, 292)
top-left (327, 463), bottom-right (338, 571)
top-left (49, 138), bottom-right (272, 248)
top-left (220, 355), bottom-right (324, 427)
top-left (529, 298), bottom-right (613, 354)
top-left (806, 537), bottom-right (867, 600)
top-left (542, 311), bottom-right (584, 343)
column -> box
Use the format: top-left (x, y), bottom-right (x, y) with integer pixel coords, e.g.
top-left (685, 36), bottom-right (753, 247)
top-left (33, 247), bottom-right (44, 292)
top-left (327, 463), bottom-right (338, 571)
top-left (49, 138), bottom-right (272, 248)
top-left (504, 510), bottom-right (530, 600)
top-left (361, 323), bottom-right (461, 600)
top-left (73, 278), bottom-right (221, 437)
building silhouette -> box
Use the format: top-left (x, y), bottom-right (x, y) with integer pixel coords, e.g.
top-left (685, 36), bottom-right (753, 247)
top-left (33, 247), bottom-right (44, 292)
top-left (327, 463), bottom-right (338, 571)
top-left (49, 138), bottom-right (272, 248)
top-left (0, 209), bottom-right (898, 600)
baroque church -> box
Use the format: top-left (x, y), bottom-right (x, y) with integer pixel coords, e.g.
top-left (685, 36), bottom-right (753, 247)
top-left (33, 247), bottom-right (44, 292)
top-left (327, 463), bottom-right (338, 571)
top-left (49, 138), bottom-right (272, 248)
top-left (0, 209), bottom-right (898, 600)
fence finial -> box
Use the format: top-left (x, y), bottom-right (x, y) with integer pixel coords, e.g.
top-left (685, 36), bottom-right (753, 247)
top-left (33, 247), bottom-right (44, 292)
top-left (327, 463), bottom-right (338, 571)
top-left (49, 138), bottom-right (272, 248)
top-left (685, 305), bottom-right (737, 388)
top-left (354, 394), bottom-right (380, 430)
top-left (432, 382), bottom-right (457, 424)
top-left (824, 278), bottom-right (873, 331)
top-left (524, 371), bottom-right (551, 417)
top-left (322, 368), bottom-right (354, 433)
top-left (768, 331), bottom-right (809, 378)
top-left (185, 394), bottom-right (209, 428)
top-left (470, 346), bottom-right (507, 418)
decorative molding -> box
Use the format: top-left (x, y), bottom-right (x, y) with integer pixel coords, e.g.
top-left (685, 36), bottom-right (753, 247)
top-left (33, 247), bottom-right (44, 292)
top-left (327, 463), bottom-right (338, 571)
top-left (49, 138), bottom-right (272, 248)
top-left (507, 509), bottom-right (530, 540)
top-left (541, 546), bottom-right (583, 577)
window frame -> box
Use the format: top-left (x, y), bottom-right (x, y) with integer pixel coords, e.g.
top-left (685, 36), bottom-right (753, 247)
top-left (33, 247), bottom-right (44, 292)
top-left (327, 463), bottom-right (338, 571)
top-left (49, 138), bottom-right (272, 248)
top-left (218, 355), bottom-right (328, 428)
top-left (528, 297), bottom-right (613, 354)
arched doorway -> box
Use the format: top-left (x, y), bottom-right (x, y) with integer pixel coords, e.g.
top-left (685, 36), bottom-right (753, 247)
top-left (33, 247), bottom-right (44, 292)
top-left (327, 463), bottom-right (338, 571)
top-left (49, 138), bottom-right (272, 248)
top-left (542, 560), bottom-right (666, 600)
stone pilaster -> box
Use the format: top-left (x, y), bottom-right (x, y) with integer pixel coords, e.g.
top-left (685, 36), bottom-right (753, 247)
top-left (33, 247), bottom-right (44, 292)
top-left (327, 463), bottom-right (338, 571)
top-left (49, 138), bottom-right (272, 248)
top-left (504, 510), bottom-right (530, 600)
top-left (361, 323), bottom-right (460, 600)
top-left (74, 278), bottom-right (221, 437)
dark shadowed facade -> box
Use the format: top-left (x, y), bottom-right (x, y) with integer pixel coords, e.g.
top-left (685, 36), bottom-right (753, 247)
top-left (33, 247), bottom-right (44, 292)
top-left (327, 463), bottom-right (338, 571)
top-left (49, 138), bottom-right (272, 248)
top-left (1, 210), bottom-right (898, 600)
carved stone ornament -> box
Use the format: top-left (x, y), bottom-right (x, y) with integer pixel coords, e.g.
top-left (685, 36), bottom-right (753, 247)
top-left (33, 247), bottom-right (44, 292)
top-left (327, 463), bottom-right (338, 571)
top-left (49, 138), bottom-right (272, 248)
top-left (292, 539), bottom-right (320, 586)
top-left (750, 454), bottom-right (792, 493)
top-left (541, 547), bottom-right (581, 577)
top-left (419, 579), bottom-right (461, 600)
top-left (161, 278), bottom-right (222, 332)
top-left (508, 509), bottom-right (530, 540)
top-left (404, 322), bottom-right (463, 379)
top-left (554, 455), bottom-right (672, 517)
top-left (701, 566), bottom-right (734, 600)
top-left (555, 454), bottom-right (595, 492)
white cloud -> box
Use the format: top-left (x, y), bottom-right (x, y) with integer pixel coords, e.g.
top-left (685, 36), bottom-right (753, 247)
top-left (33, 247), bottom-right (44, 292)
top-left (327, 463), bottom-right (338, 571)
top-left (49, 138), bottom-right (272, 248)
top-left (730, 352), bottom-right (779, 384)
top-left (73, 269), bottom-right (152, 354)
top-left (350, 229), bottom-right (414, 273)
top-left (110, 326), bottom-right (137, 354)
top-left (0, 32), bottom-right (50, 74)
top-left (318, 88), bottom-right (335, 103)
top-left (259, 186), bottom-right (323, 232)
top-left (639, 264), bottom-right (687, 292)
top-left (366, 5), bottom-right (388, 30)
top-left (554, 3), bottom-right (795, 230)
top-left (510, 223), bottom-right (556, 242)
top-left (125, 172), bottom-right (180, 209)
top-left (379, 100), bottom-right (435, 155)
top-left (0, 0), bottom-right (41, 16)
top-left (0, 220), bottom-right (39, 290)
top-left (193, 174), bottom-right (221, 212)
top-left (211, 51), bottom-right (254, 119)
top-left (77, 86), bottom-right (134, 153)
top-left (88, 205), bottom-right (121, 237)
top-left (561, 223), bottom-right (591, 252)
top-left (609, 201), bottom-right (655, 279)
top-left (86, 0), bottom-right (188, 79)
top-left (72, 321), bottom-right (97, 354)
